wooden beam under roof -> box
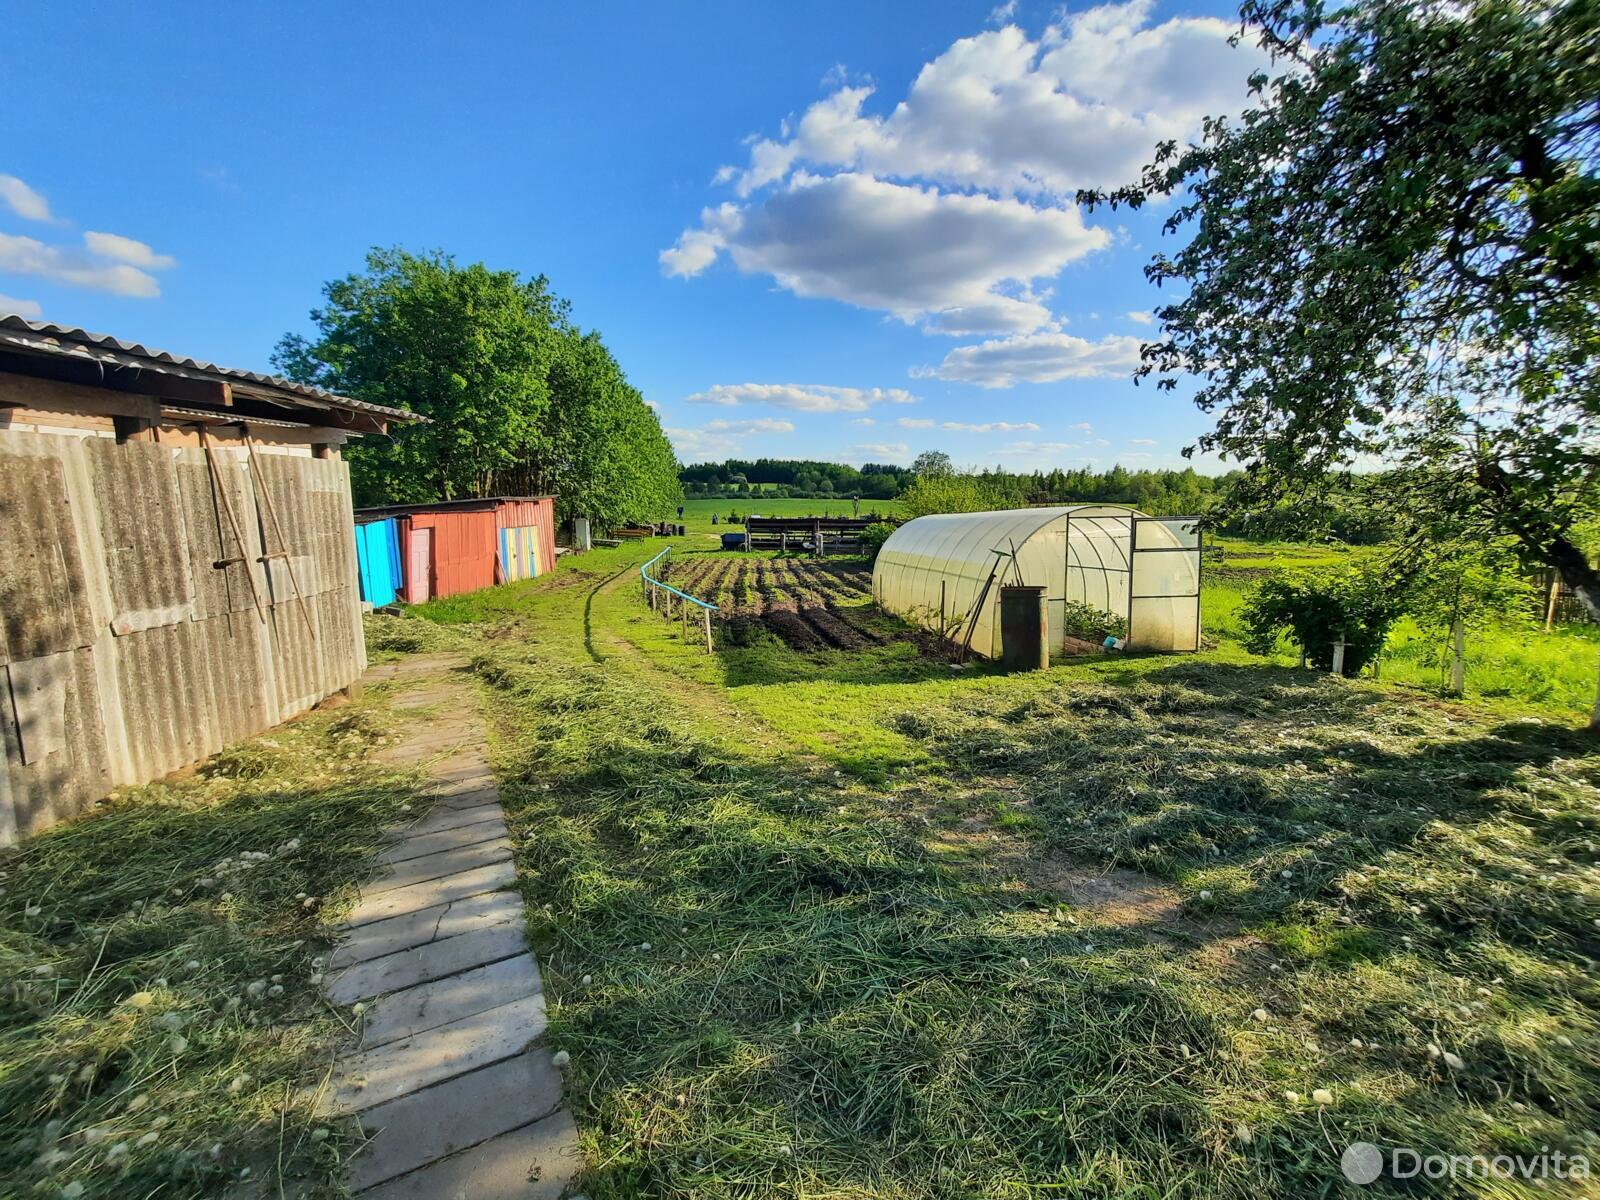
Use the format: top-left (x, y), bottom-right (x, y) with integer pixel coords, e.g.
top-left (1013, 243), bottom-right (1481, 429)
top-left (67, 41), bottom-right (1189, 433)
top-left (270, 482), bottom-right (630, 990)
top-left (0, 347), bottom-right (388, 434)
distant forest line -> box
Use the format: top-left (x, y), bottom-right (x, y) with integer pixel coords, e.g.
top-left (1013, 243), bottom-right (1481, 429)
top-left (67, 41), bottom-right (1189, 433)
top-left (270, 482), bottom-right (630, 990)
top-left (679, 458), bottom-right (1392, 543)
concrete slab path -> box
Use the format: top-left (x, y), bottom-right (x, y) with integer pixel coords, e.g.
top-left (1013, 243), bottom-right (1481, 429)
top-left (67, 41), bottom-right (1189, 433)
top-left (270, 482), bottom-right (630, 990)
top-left (320, 653), bottom-right (579, 1198)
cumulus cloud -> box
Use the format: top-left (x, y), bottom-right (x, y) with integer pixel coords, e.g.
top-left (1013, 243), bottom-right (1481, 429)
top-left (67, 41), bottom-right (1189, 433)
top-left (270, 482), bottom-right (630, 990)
top-left (686, 381), bottom-right (917, 412)
top-left (83, 231), bottom-right (177, 270)
top-left (852, 441), bottom-right (911, 458)
top-left (1130, 437), bottom-right (1157, 445)
top-left (0, 174), bottom-right (55, 222)
top-left (663, 2), bottom-right (1270, 336)
top-left (666, 415), bottom-right (796, 459)
top-left (1125, 310), bottom-right (1154, 325)
top-left (918, 331), bottom-right (1143, 388)
top-left (721, 3), bottom-right (1272, 200)
top-left (662, 172), bottom-right (1103, 333)
top-left (0, 232), bottom-right (162, 298)
top-left (0, 293), bottom-right (43, 319)
top-left (850, 416), bottom-right (876, 426)
top-left (996, 440), bottom-right (1087, 461)
top-left (704, 417), bottom-right (796, 435)
top-left (896, 417), bottom-right (935, 429)
top-left (942, 420), bottom-right (1040, 432)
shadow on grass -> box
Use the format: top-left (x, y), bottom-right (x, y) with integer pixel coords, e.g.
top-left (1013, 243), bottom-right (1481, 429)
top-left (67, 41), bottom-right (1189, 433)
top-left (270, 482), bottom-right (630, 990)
top-left (475, 646), bottom-right (1600, 1198)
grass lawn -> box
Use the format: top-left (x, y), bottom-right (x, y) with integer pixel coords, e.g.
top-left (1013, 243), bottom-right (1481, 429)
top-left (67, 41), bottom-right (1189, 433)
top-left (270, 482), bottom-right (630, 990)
top-left (398, 539), bottom-right (1600, 1198)
top-left (0, 672), bottom-right (439, 1199)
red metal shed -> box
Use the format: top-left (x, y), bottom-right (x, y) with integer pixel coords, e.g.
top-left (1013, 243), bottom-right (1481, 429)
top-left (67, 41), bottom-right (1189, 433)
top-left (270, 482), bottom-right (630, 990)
top-left (354, 496), bottom-right (558, 602)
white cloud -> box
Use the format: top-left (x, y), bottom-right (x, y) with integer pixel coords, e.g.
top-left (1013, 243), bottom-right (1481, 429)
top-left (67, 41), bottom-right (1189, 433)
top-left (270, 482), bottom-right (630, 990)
top-left (663, 1), bottom-right (1270, 337)
top-left (665, 415), bottom-right (796, 459)
top-left (83, 231), bottom-right (177, 270)
top-left (1125, 309), bottom-right (1154, 325)
top-left (1130, 437), bottom-right (1157, 445)
top-left (717, 3), bottom-right (1272, 200)
top-left (897, 417), bottom-right (935, 429)
top-left (918, 331), bottom-right (1143, 388)
top-left (663, 172), bottom-right (1104, 334)
top-left (686, 381), bottom-right (917, 412)
top-left (996, 440), bottom-right (1086, 460)
top-left (989, 0), bottom-right (1019, 25)
top-left (0, 293), bottom-right (43, 319)
top-left (704, 417), bottom-right (796, 435)
top-left (942, 420), bottom-right (1040, 432)
top-left (0, 175), bottom-right (55, 222)
top-left (1068, 421), bottom-right (1094, 431)
top-left (852, 441), bottom-right (911, 458)
top-left (850, 416), bottom-right (876, 426)
top-left (0, 232), bottom-right (162, 297)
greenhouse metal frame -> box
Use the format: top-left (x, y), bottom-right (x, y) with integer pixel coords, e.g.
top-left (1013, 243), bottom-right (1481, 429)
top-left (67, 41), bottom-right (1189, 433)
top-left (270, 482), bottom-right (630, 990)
top-left (871, 505), bottom-right (1202, 659)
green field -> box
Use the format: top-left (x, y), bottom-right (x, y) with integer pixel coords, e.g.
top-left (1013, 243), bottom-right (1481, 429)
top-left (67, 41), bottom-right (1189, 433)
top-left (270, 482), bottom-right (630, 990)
top-left (381, 538), bottom-right (1599, 1199)
top-left (681, 496), bottom-right (903, 540)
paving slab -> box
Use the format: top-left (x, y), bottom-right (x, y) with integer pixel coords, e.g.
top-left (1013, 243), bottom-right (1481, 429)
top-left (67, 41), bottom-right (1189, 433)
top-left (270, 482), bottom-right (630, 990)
top-left (379, 816), bottom-right (508, 864)
top-left (433, 784), bottom-right (501, 811)
top-left (331, 993), bottom-right (548, 1111)
top-left (364, 838), bottom-right (513, 897)
top-left (359, 1108), bottom-right (579, 1200)
top-left (330, 652), bottom-right (574, 1193)
top-left (398, 802), bottom-right (505, 838)
top-left (330, 890), bottom-right (526, 970)
top-left (359, 953), bottom-right (542, 1049)
top-left (342, 860), bottom-right (517, 928)
top-left (329, 919), bottom-right (528, 1004)
top-left (429, 761), bottom-right (495, 787)
top-left (350, 1051), bottom-right (564, 1191)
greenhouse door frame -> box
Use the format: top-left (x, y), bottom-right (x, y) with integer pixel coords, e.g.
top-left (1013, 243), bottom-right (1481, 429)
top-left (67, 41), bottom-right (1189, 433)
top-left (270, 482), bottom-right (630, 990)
top-left (1127, 515), bottom-right (1203, 652)
top-left (1061, 511), bottom-right (1133, 649)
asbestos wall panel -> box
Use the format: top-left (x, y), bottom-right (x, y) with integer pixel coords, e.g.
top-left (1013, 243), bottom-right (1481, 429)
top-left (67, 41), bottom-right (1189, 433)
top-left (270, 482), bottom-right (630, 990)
top-left (0, 399), bottom-right (367, 845)
top-left (0, 442), bottom-right (96, 663)
top-left (175, 450), bottom-right (268, 620)
top-left (84, 439), bottom-right (196, 635)
top-left (0, 646), bottom-right (112, 841)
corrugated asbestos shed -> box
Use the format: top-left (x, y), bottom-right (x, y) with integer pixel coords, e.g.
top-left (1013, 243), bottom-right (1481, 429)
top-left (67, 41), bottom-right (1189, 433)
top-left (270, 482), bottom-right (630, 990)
top-left (354, 497), bottom-right (557, 602)
top-left (0, 315), bottom-right (421, 843)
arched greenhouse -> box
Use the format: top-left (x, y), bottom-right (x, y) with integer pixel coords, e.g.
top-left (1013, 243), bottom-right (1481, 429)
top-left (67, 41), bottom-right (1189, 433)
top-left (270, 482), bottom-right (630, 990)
top-left (872, 506), bottom-right (1202, 659)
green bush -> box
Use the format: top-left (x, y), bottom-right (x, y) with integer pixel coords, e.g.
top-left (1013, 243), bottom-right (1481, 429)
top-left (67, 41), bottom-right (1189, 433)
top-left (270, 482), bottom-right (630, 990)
top-left (1241, 569), bottom-right (1406, 674)
top-left (860, 522), bottom-right (897, 560)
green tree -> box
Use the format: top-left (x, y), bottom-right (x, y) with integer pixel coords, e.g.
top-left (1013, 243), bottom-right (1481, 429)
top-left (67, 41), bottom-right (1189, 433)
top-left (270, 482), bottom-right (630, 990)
top-left (531, 330), bottom-right (682, 528)
top-left (899, 473), bottom-right (1002, 518)
top-left (274, 248), bottom-right (561, 505)
top-left (911, 450), bottom-right (955, 479)
top-left (1082, 0), bottom-right (1600, 632)
top-left (275, 248), bottom-right (680, 526)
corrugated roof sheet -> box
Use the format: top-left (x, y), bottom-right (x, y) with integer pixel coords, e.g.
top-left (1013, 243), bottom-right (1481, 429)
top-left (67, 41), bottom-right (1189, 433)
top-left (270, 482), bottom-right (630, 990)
top-left (0, 314), bottom-right (423, 423)
top-left (354, 496), bottom-right (555, 516)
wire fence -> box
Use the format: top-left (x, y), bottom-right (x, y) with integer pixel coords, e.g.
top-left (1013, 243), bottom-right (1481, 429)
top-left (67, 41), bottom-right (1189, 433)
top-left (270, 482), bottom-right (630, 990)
top-left (640, 546), bottom-right (719, 653)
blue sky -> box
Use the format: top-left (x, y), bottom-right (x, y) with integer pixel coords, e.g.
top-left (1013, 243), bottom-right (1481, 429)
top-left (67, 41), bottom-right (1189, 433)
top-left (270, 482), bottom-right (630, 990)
top-left (1, 0), bottom-right (1269, 472)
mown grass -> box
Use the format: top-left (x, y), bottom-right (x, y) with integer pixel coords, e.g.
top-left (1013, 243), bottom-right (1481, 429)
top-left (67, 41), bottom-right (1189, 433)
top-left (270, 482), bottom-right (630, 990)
top-left (421, 542), bottom-right (1600, 1198)
top-left (0, 692), bottom-right (427, 1199)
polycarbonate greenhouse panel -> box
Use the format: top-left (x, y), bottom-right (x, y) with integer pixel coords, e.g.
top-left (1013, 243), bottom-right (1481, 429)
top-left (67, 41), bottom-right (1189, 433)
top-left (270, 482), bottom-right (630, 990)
top-left (872, 506), bottom-right (1201, 658)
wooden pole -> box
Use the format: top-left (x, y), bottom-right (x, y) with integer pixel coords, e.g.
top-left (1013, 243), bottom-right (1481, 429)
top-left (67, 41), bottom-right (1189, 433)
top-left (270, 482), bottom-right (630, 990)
top-left (196, 425), bottom-right (267, 623)
top-left (1449, 617), bottom-right (1466, 694)
top-left (1546, 575), bottom-right (1561, 632)
top-left (703, 609), bottom-right (713, 653)
top-left (241, 429), bottom-right (316, 638)
top-left (1330, 640), bottom-right (1346, 676)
